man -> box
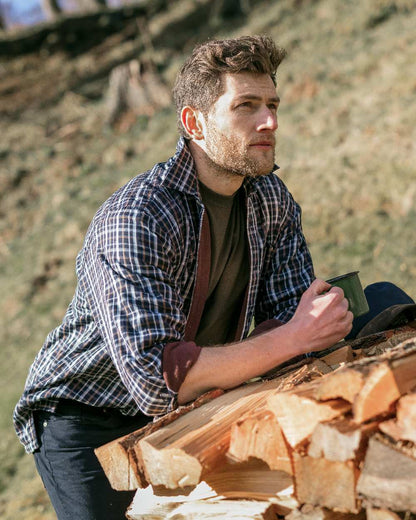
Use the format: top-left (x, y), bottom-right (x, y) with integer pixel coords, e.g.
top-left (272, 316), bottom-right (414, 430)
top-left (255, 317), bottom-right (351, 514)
top-left (14, 35), bottom-right (352, 520)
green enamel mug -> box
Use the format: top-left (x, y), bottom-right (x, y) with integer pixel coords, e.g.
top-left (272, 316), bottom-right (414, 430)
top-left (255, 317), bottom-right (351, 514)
top-left (326, 271), bottom-right (369, 318)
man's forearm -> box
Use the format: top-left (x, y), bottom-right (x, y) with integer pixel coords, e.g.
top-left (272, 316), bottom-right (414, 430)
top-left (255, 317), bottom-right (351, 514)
top-left (177, 279), bottom-right (353, 404)
top-left (177, 322), bottom-right (301, 404)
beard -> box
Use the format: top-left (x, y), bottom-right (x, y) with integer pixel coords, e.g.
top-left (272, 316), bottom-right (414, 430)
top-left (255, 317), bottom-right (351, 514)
top-left (203, 121), bottom-right (276, 180)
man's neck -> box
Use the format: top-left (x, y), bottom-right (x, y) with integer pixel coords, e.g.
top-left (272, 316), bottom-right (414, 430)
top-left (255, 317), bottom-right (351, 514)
top-left (188, 140), bottom-right (244, 196)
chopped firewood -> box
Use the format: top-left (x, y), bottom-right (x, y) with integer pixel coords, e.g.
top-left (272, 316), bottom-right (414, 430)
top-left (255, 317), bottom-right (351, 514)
top-left (356, 433), bottom-right (416, 513)
top-left (137, 359), bottom-right (335, 490)
top-left (93, 432), bottom-right (144, 491)
top-left (263, 357), bottom-right (333, 387)
top-left (97, 357), bottom-right (330, 491)
top-left (320, 345), bottom-right (355, 368)
top-left (227, 409), bottom-right (293, 474)
top-left (352, 361), bottom-right (400, 423)
top-left (204, 459), bottom-right (293, 502)
top-left (126, 483), bottom-right (277, 520)
top-left (153, 499), bottom-right (278, 519)
top-left (379, 392), bottom-right (416, 443)
top-left (314, 339), bottom-right (416, 423)
top-left (267, 380), bottom-right (351, 449)
top-left (365, 507), bottom-right (402, 520)
top-left (314, 367), bottom-right (365, 404)
top-left (126, 481), bottom-right (217, 520)
top-left (353, 347), bottom-right (416, 423)
top-left (95, 388), bottom-right (224, 490)
top-left (138, 377), bottom-right (290, 489)
top-left (293, 453), bottom-right (360, 513)
top-left (308, 418), bottom-right (379, 462)
top-left (287, 503), bottom-right (366, 520)
top-left (315, 337), bottom-right (416, 404)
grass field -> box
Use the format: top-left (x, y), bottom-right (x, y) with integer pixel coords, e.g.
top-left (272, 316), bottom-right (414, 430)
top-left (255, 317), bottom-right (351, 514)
top-left (1, 0), bottom-right (415, 517)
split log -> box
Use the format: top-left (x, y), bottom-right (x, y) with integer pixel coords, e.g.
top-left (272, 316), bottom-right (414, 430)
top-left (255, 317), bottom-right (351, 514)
top-left (308, 418), bottom-right (379, 462)
top-left (267, 380), bottom-right (351, 449)
top-left (365, 508), bottom-right (402, 520)
top-left (137, 360), bottom-right (333, 490)
top-left (126, 481), bottom-right (217, 520)
top-left (352, 361), bottom-right (401, 423)
top-left (126, 484), bottom-right (277, 520)
top-left (95, 389), bottom-right (224, 490)
top-left (161, 500), bottom-right (276, 520)
top-left (227, 409), bottom-right (293, 474)
top-left (137, 378), bottom-right (291, 489)
top-left (287, 504), bottom-right (366, 520)
top-left (379, 392), bottom-right (416, 443)
top-left (293, 453), bottom-right (360, 513)
top-left (356, 433), bottom-right (416, 513)
top-left (314, 367), bottom-right (365, 404)
top-left (320, 344), bottom-right (355, 368)
top-left (203, 459), bottom-right (293, 502)
top-left (97, 358), bottom-right (331, 491)
top-left (353, 344), bottom-right (416, 423)
top-left (314, 339), bottom-right (416, 423)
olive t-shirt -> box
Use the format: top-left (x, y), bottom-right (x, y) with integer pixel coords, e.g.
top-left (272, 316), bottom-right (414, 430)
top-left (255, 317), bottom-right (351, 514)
top-left (195, 181), bottom-right (249, 346)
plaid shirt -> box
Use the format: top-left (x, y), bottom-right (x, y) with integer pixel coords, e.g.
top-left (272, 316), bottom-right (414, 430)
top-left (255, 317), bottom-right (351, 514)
top-left (14, 138), bottom-right (314, 453)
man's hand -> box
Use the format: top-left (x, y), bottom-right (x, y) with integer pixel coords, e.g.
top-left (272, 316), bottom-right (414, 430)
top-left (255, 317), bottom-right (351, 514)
top-left (287, 278), bottom-right (353, 354)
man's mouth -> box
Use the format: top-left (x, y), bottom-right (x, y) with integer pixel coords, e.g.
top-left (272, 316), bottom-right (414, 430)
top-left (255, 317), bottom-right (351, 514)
top-left (249, 140), bottom-right (275, 149)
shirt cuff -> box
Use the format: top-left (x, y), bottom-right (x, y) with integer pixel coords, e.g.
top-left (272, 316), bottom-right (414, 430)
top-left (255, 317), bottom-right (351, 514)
top-left (249, 318), bottom-right (284, 337)
top-left (162, 341), bottom-right (202, 393)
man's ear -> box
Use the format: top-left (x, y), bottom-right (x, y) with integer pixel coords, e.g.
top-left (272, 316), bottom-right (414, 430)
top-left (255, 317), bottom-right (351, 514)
top-left (180, 106), bottom-right (204, 140)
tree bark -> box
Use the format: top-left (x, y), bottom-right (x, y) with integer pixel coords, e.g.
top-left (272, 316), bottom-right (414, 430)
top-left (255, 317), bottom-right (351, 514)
top-left (357, 434), bottom-right (416, 512)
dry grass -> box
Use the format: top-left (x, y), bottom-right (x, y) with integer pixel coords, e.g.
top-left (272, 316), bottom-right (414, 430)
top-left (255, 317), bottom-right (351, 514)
top-left (1, 0), bottom-right (415, 517)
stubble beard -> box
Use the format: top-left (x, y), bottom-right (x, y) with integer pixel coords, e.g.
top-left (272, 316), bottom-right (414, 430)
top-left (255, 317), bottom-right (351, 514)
top-left (204, 125), bottom-right (276, 180)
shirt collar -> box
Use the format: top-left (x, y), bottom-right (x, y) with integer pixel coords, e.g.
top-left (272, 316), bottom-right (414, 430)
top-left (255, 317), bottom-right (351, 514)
top-left (157, 137), bottom-right (200, 197)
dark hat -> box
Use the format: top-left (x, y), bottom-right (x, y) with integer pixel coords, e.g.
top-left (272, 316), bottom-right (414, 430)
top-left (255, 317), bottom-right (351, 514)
top-left (346, 281), bottom-right (416, 339)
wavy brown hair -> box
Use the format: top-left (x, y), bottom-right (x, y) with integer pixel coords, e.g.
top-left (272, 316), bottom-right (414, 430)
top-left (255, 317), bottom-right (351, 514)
top-left (173, 35), bottom-right (287, 137)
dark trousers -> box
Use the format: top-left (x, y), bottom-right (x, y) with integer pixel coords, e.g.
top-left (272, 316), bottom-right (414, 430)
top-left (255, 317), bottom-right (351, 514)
top-left (33, 400), bottom-right (151, 520)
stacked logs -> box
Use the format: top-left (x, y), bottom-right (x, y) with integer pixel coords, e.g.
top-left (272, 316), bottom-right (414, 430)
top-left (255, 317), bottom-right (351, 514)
top-left (95, 324), bottom-right (416, 519)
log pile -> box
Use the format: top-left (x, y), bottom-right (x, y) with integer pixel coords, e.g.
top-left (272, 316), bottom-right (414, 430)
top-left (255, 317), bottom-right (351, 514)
top-left (95, 324), bottom-right (416, 519)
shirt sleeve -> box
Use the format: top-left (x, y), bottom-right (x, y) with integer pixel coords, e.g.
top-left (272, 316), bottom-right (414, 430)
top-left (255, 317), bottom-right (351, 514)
top-left (254, 187), bottom-right (315, 326)
top-left (249, 318), bottom-right (284, 337)
top-left (81, 205), bottom-right (199, 416)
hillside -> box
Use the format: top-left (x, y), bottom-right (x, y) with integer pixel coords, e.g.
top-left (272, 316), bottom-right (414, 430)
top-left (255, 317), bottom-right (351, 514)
top-left (1, 0), bottom-right (416, 518)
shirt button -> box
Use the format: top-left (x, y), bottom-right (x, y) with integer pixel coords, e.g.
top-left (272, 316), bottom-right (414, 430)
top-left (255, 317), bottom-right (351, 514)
top-left (43, 420), bottom-right (48, 428)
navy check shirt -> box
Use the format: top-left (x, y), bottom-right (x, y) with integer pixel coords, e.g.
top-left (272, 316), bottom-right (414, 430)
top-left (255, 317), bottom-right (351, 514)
top-left (14, 138), bottom-right (314, 453)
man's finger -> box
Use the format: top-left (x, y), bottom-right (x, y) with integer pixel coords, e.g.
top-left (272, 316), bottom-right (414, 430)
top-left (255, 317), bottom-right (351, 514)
top-left (310, 278), bottom-right (332, 295)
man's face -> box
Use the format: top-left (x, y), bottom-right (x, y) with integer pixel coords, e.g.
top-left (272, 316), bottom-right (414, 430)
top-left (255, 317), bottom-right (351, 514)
top-left (200, 72), bottom-right (279, 178)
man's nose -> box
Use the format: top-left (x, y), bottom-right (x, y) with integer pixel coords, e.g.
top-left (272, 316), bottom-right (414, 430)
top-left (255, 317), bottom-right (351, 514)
top-left (257, 107), bottom-right (278, 131)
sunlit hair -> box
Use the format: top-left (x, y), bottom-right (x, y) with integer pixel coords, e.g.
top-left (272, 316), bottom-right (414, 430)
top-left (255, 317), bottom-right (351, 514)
top-left (173, 35), bottom-right (287, 137)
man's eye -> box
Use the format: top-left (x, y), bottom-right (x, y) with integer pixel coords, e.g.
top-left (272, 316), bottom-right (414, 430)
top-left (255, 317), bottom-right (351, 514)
top-left (237, 102), bottom-right (252, 108)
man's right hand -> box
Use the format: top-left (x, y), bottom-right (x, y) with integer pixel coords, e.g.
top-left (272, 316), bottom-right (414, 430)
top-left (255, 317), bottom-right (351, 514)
top-left (287, 278), bottom-right (353, 354)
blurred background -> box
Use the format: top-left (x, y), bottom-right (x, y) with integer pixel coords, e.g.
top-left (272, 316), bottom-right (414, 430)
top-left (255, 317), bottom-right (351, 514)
top-left (0, 0), bottom-right (415, 517)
